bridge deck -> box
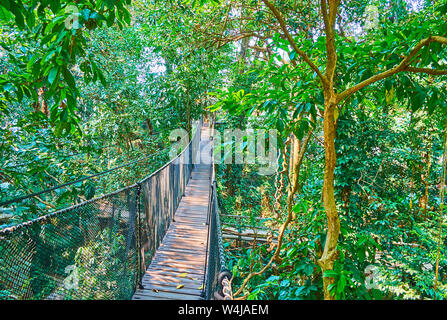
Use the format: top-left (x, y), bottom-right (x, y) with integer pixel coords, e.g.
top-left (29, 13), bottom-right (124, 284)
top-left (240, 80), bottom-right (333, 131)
top-left (132, 127), bottom-right (211, 300)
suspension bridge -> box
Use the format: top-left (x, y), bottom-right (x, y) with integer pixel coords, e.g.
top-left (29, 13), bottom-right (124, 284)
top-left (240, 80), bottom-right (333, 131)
top-left (0, 120), bottom-right (232, 300)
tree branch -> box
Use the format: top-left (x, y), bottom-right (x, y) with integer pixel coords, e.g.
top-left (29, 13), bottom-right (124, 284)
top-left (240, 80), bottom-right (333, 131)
top-left (233, 129), bottom-right (314, 298)
top-left (337, 36), bottom-right (447, 103)
top-left (320, 0), bottom-right (329, 33)
top-left (404, 66), bottom-right (447, 75)
top-left (321, 0), bottom-right (340, 88)
top-left (262, 0), bottom-right (327, 86)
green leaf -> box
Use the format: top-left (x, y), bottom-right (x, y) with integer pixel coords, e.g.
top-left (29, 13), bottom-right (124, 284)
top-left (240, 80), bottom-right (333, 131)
top-left (107, 9), bottom-right (115, 27)
top-left (289, 50), bottom-right (296, 60)
top-left (25, 8), bottom-right (35, 28)
top-left (0, 4), bottom-right (13, 21)
top-left (48, 67), bottom-right (59, 84)
top-left (62, 67), bottom-right (76, 89)
top-left (323, 270), bottom-right (338, 278)
top-left (49, 0), bottom-right (61, 13)
top-left (303, 264), bottom-right (314, 276)
top-left (0, 0), bottom-right (10, 10)
top-left (276, 118), bottom-right (284, 133)
top-left (9, 4), bottom-right (25, 28)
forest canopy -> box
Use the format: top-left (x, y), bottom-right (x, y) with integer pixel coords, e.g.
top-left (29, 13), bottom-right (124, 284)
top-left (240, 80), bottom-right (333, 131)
top-left (1, 0), bottom-right (447, 300)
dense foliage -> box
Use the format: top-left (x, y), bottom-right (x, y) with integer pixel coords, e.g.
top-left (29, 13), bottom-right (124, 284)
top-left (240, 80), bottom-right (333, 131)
top-left (1, 0), bottom-right (447, 300)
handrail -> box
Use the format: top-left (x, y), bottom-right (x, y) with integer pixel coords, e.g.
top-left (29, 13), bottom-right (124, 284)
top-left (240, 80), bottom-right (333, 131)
top-left (0, 148), bottom-right (169, 208)
top-left (0, 123), bottom-right (198, 208)
top-left (139, 121), bottom-right (200, 183)
top-left (0, 121), bottom-right (201, 235)
top-left (211, 180), bottom-right (233, 300)
top-left (202, 121), bottom-right (214, 297)
top-left (0, 183), bottom-right (138, 236)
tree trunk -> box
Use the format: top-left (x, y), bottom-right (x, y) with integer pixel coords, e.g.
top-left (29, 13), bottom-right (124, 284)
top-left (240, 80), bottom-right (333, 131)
top-left (186, 88), bottom-right (192, 135)
top-left (318, 97), bottom-right (340, 300)
top-left (146, 118), bottom-right (154, 135)
top-left (35, 88), bottom-right (49, 117)
top-left (239, 35), bottom-right (250, 73)
top-left (420, 148), bottom-right (431, 217)
top-left (318, 0), bottom-right (340, 299)
top-left (289, 133), bottom-right (300, 219)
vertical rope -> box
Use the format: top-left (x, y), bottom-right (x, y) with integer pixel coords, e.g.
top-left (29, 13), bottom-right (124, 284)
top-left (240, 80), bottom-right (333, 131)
top-left (135, 183), bottom-right (144, 290)
top-left (202, 183), bottom-right (213, 298)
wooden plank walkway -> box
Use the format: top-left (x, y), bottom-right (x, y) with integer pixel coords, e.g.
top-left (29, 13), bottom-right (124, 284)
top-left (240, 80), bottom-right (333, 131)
top-left (132, 126), bottom-right (211, 300)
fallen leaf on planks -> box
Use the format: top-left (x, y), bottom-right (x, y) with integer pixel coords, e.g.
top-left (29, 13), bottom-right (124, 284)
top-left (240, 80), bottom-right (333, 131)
top-left (176, 284), bottom-right (184, 289)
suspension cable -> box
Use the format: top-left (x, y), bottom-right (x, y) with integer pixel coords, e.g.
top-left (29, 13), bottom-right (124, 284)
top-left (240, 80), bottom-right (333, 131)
top-left (0, 147), bottom-right (170, 207)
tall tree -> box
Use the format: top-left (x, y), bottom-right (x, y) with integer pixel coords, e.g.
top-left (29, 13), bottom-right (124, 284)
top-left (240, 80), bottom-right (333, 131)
top-left (195, 0), bottom-right (447, 299)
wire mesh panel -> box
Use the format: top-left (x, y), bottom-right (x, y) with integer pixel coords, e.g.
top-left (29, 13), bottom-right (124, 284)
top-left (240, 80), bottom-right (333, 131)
top-left (0, 150), bottom-right (170, 226)
top-left (0, 186), bottom-right (139, 300)
top-left (204, 182), bottom-right (220, 299)
top-left (204, 183), bottom-right (232, 300)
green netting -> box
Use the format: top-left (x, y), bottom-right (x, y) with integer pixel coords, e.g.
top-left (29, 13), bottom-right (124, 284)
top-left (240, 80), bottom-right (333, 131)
top-left (0, 186), bottom-right (139, 300)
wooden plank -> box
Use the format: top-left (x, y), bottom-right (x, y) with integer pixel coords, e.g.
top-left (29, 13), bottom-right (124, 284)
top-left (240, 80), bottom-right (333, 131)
top-left (166, 231), bottom-right (206, 236)
top-left (174, 213), bottom-right (207, 218)
top-left (151, 259), bottom-right (205, 268)
top-left (160, 236), bottom-right (206, 243)
top-left (160, 240), bottom-right (206, 248)
top-left (171, 219), bottom-right (207, 225)
top-left (166, 228), bottom-right (207, 234)
top-left (159, 240), bottom-right (205, 248)
top-left (148, 264), bottom-right (205, 276)
top-left (153, 253), bottom-right (206, 263)
top-left (176, 207), bottom-right (208, 212)
top-left (163, 233), bottom-right (206, 241)
top-left (133, 289), bottom-right (201, 300)
top-left (174, 218), bottom-right (207, 222)
top-left (133, 294), bottom-right (171, 300)
top-left (157, 246), bottom-right (205, 254)
top-left (141, 281), bottom-right (203, 295)
top-left (144, 271), bottom-right (204, 284)
top-left (151, 260), bottom-right (205, 270)
top-left (143, 276), bottom-right (203, 286)
top-left (169, 222), bottom-right (207, 228)
top-left (151, 257), bottom-right (205, 265)
top-left (172, 218), bottom-right (207, 223)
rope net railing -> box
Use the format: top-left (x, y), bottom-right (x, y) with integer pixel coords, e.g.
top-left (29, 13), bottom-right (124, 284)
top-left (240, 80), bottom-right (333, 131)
top-left (0, 146), bottom-right (171, 228)
top-left (0, 122), bottom-right (201, 300)
top-left (203, 117), bottom-right (233, 300)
